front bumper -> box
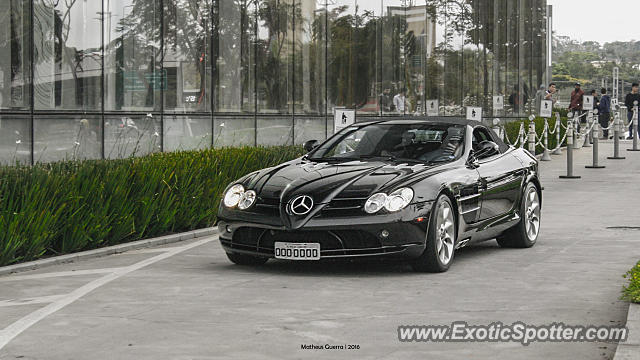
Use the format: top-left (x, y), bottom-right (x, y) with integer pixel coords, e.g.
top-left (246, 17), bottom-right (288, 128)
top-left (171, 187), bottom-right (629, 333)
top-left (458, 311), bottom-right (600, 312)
top-left (218, 208), bottom-right (431, 260)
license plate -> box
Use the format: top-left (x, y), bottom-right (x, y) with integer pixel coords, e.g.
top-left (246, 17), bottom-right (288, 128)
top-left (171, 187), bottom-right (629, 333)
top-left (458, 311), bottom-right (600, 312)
top-left (274, 242), bottom-right (320, 260)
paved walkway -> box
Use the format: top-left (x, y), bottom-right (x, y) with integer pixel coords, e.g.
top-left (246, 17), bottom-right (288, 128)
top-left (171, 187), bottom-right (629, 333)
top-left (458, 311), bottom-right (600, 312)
top-left (0, 141), bottom-right (639, 360)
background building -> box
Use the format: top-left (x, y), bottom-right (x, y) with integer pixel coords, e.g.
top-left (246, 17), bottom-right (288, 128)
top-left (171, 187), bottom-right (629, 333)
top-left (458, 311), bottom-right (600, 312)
top-left (0, 0), bottom-right (548, 164)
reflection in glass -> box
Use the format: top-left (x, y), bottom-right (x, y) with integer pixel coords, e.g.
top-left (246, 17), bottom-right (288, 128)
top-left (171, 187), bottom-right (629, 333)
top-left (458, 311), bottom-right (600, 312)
top-left (164, 116), bottom-right (212, 151)
top-left (105, 0), bottom-right (162, 111)
top-left (0, 1), bottom-right (30, 110)
top-left (214, 0), bottom-right (255, 113)
top-left (104, 115), bottom-right (161, 158)
top-left (163, 0), bottom-right (212, 112)
top-left (33, 0), bottom-right (102, 110)
top-left (0, 116), bottom-right (31, 165)
top-left (34, 116), bottom-right (102, 162)
top-left (294, 0), bottom-right (326, 115)
top-left (257, 117), bottom-right (293, 145)
top-left (214, 116), bottom-right (255, 147)
top-left (256, 0), bottom-right (293, 114)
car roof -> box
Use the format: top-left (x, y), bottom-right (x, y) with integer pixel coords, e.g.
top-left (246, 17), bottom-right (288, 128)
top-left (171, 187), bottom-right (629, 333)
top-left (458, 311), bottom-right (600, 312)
top-left (354, 117), bottom-right (483, 127)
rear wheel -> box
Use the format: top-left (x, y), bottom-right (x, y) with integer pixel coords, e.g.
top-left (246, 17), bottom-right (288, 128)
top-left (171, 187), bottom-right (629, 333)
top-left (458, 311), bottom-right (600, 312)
top-left (412, 195), bottom-right (456, 273)
top-left (226, 252), bottom-right (269, 266)
top-left (496, 182), bottom-right (540, 248)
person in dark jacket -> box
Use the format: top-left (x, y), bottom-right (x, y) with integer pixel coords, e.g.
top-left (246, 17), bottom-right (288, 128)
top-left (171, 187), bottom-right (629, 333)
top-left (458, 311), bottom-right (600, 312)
top-left (590, 90), bottom-right (599, 110)
top-left (569, 83), bottom-right (585, 132)
top-left (625, 83), bottom-right (640, 139)
top-left (598, 88), bottom-right (612, 139)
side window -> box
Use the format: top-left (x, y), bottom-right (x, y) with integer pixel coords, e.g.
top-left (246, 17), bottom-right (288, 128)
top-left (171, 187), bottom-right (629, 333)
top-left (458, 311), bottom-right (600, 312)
top-left (472, 127), bottom-right (502, 154)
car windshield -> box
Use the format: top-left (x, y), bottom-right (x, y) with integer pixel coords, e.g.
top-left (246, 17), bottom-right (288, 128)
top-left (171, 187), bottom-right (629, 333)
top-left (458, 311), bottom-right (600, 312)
top-left (309, 123), bottom-right (466, 163)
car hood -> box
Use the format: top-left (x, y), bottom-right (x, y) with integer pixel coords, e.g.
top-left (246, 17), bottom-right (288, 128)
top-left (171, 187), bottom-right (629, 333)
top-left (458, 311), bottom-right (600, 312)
top-left (239, 157), bottom-right (448, 205)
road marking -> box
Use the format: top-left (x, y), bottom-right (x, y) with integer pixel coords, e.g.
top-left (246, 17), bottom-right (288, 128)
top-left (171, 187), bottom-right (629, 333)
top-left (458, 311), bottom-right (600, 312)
top-left (0, 295), bottom-right (65, 308)
top-left (0, 236), bottom-right (214, 350)
top-left (0, 268), bottom-right (124, 282)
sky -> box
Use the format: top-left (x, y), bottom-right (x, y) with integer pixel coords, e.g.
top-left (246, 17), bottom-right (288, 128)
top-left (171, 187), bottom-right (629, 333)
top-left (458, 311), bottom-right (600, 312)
top-left (548, 0), bottom-right (640, 44)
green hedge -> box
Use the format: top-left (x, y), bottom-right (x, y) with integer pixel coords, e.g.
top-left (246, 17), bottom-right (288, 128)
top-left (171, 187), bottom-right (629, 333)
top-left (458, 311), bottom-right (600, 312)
top-left (0, 146), bottom-right (305, 266)
top-left (622, 260), bottom-right (640, 303)
top-left (502, 116), bottom-right (569, 154)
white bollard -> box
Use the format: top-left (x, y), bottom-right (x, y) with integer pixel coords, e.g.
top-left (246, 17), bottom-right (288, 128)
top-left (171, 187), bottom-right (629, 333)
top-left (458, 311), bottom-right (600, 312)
top-left (552, 112), bottom-right (562, 155)
top-left (541, 118), bottom-right (552, 161)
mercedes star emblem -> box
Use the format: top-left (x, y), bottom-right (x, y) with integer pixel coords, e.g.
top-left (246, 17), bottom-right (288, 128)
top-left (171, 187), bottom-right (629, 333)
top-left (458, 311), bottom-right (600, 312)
top-left (288, 195), bottom-right (314, 216)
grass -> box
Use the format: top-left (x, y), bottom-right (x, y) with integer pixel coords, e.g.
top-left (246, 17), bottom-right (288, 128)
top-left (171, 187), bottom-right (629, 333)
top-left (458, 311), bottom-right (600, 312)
top-left (0, 146), bottom-right (305, 266)
top-left (622, 260), bottom-right (640, 303)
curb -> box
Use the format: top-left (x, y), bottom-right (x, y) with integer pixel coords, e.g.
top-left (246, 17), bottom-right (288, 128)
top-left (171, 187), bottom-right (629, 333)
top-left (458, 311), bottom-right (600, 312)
top-left (0, 227), bottom-right (218, 276)
top-left (614, 303), bottom-right (640, 360)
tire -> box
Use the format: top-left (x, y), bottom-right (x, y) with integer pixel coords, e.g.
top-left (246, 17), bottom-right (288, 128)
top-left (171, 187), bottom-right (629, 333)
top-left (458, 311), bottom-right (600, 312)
top-left (496, 182), bottom-right (540, 248)
top-left (225, 252), bottom-right (269, 266)
top-left (412, 195), bottom-right (457, 273)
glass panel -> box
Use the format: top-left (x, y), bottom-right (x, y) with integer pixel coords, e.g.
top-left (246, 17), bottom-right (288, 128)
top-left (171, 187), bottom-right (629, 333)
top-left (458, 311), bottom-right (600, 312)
top-left (34, 115), bottom-right (102, 162)
top-left (0, 0), bottom-right (30, 110)
top-left (214, 0), bottom-right (256, 113)
top-left (442, 0), bottom-right (465, 116)
top-left (0, 115), bottom-right (31, 165)
top-left (294, 0), bottom-right (326, 115)
top-left (163, 0), bottom-right (212, 112)
top-left (256, 0), bottom-right (293, 114)
top-left (104, 115), bottom-right (161, 158)
top-left (327, 0), bottom-right (354, 112)
top-left (214, 116), bottom-right (255, 147)
top-left (164, 115), bottom-right (212, 151)
top-left (294, 117), bottom-right (325, 144)
top-left (105, 0), bottom-right (162, 111)
top-left (257, 117), bottom-right (293, 145)
top-left (426, 2), bottom-right (444, 115)
top-left (33, 0), bottom-right (102, 110)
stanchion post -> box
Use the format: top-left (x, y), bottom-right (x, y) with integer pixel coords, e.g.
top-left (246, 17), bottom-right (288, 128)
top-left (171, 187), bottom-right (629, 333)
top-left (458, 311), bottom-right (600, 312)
top-left (541, 118), bottom-right (552, 161)
top-left (608, 111), bottom-right (626, 159)
top-left (585, 122), bottom-right (605, 169)
top-left (552, 112), bottom-right (562, 155)
top-left (528, 116), bottom-right (536, 155)
top-left (560, 114), bottom-right (581, 179)
top-left (628, 101), bottom-right (640, 151)
top-left (583, 110), bottom-right (593, 147)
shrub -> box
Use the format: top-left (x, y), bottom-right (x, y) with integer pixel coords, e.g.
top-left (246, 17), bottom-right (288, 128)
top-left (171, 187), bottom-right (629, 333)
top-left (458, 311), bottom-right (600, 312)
top-left (501, 116), bottom-right (569, 154)
top-left (0, 146), bottom-right (305, 266)
top-left (622, 260), bottom-right (640, 303)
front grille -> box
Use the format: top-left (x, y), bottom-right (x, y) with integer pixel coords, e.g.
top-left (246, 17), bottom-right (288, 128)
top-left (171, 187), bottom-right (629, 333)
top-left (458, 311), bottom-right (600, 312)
top-left (251, 196), bottom-right (280, 217)
top-left (319, 197), bottom-right (367, 217)
top-left (227, 228), bottom-right (392, 257)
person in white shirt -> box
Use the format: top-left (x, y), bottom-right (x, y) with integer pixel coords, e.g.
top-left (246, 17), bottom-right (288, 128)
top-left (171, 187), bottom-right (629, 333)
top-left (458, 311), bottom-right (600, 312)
top-left (393, 89), bottom-right (407, 114)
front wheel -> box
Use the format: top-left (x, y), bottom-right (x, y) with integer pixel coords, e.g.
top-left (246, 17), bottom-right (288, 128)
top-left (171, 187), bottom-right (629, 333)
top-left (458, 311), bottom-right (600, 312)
top-left (412, 195), bottom-right (457, 273)
top-left (496, 182), bottom-right (540, 248)
top-left (225, 252), bottom-right (269, 266)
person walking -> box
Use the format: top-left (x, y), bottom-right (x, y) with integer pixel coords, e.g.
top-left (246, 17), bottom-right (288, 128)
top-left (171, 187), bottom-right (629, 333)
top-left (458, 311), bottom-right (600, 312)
top-left (625, 83), bottom-right (640, 140)
top-left (568, 83), bottom-right (585, 132)
top-left (393, 89), bottom-right (407, 115)
top-left (598, 88), bottom-right (612, 139)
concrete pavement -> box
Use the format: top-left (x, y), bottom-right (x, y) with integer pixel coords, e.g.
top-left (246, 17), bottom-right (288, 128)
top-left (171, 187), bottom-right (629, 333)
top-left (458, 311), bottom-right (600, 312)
top-left (0, 141), bottom-right (639, 360)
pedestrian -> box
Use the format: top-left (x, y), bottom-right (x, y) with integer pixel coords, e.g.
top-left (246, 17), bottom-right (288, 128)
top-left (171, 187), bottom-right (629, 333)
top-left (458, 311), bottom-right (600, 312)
top-left (545, 82), bottom-right (557, 105)
top-left (393, 89), bottom-right (407, 115)
top-left (379, 88), bottom-right (391, 113)
top-left (568, 82), bottom-right (585, 132)
top-left (590, 89), bottom-right (599, 110)
top-left (598, 88), bottom-right (611, 139)
top-left (534, 84), bottom-right (545, 115)
top-left (508, 85), bottom-right (528, 114)
top-left (625, 83), bottom-right (640, 140)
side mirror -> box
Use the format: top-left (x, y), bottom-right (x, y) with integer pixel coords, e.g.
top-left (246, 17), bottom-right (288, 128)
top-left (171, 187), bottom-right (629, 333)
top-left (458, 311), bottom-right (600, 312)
top-left (474, 140), bottom-right (500, 160)
top-left (303, 139), bottom-right (319, 153)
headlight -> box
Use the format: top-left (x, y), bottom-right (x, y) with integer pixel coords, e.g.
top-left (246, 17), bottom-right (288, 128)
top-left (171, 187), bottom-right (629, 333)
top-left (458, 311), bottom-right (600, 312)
top-left (237, 190), bottom-right (256, 210)
top-left (364, 193), bottom-right (387, 214)
top-left (384, 188), bottom-right (414, 212)
top-left (364, 188), bottom-right (414, 214)
top-left (223, 184), bottom-right (245, 208)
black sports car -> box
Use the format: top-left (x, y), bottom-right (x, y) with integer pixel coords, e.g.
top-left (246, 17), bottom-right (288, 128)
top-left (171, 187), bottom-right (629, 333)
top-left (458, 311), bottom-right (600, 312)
top-left (217, 118), bottom-right (541, 272)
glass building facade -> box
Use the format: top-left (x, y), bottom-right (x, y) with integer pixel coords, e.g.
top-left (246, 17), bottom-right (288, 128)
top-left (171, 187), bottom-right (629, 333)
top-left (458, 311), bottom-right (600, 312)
top-left (0, 0), bottom-right (548, 164)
